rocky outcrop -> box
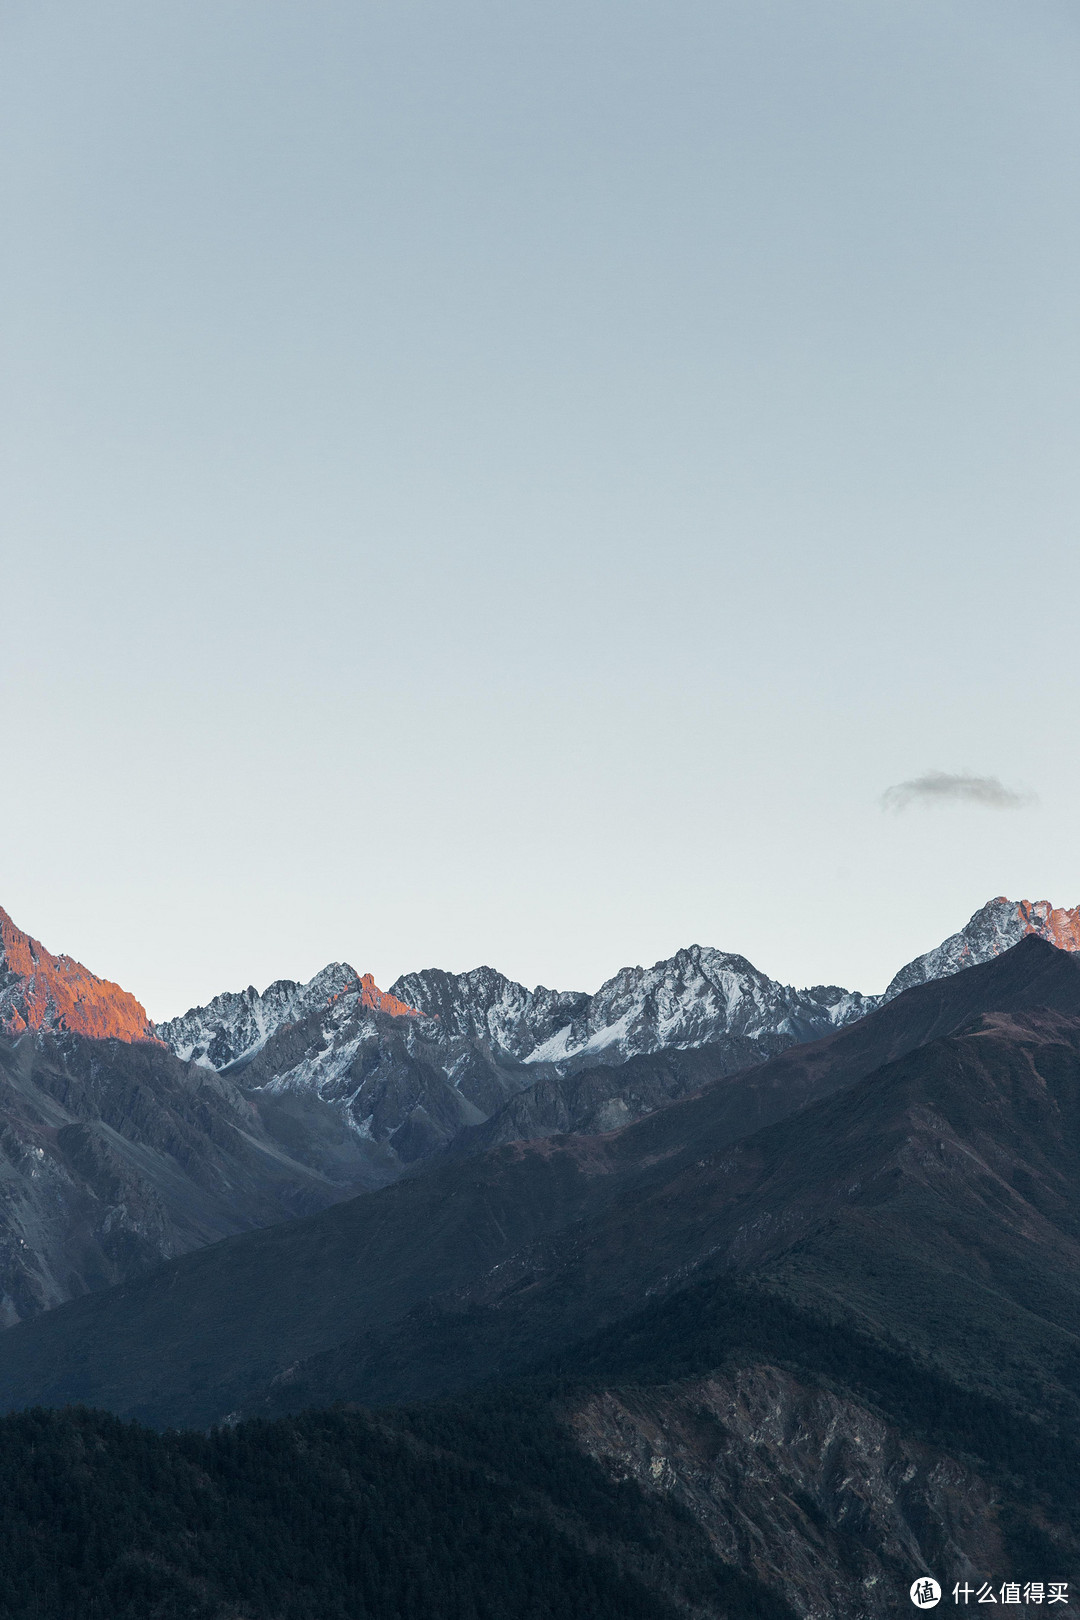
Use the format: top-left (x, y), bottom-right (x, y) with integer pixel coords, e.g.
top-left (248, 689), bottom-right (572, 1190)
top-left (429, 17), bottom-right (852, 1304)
top-left (0, 907), bottom-right (156, 1044)
top-left (446, 1037), bottom-right (786, 1154)
top-left (571, 1365), bottom-right (1002, 1620)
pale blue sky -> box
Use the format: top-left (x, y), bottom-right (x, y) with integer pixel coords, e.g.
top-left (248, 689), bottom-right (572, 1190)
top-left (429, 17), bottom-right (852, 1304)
top-left (2, 0), bottom-right (1078, 1017)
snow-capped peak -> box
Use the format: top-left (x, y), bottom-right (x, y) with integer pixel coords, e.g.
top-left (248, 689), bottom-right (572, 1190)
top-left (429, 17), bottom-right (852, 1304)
top-left (393, 943), bottom-right (879, 1071)
top-left (881, 896), bottom-right (1080, 1002)
top-left (155, 964), bottom-right (421, 1070)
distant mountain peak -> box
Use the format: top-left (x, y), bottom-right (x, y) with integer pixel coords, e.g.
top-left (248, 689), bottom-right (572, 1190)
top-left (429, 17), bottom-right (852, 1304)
top-left (154, 963), bottom-right (422, 1071)
top-left (882, 895), bottom-right (1079, 1002)
top-left (393, 945), bottom-right (879, 1074)
top-left (0, 906), bottom-right (156, 1044)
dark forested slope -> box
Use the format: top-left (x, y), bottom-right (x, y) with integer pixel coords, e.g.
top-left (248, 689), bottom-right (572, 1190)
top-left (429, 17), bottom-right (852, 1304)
top-left (0, 1401), bottom-right (793, 1620)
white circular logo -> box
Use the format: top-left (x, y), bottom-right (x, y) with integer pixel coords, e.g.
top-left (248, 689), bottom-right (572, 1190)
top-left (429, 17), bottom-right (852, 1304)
top-left (910, 1578), bottom-right (941, 1608)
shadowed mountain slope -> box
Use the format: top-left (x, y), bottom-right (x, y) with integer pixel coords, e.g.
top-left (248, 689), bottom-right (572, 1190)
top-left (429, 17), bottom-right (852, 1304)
top-left (0, 937), bottom-right (1076, 1427)
top-left (0, 1028), bottom-right (401, 1323)
top-left (246, 997), bottom-right (1080, 1434)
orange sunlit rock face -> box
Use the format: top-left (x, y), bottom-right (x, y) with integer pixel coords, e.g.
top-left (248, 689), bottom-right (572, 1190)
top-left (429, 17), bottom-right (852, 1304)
top-left (1008, 898), bottom-right (1080, 954)
top-left (0, 906), bottom-right (158, 1044)
top-left (354, 973), bottom-right (422, 1020)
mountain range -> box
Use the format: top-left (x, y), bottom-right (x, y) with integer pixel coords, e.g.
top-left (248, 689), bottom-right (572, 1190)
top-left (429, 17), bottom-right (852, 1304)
top-left (0, 894), bottom-right (1075, 1329)
top-left (0, 928), bottom-right (1078, 1616)
top-left (10, 893), bottom-right (1076, 1080)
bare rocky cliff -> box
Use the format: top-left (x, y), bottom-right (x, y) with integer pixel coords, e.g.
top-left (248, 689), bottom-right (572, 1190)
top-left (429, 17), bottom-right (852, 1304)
top-left (0, 907), bottom-right (156, 1044)
top-left (571, 1365), bottom-right (1002, 1620)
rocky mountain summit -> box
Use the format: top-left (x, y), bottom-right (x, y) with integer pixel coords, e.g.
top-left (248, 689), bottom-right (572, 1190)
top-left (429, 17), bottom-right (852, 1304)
top-left (388, 965), bottom-right (590, 1062)
top-left (0, 907), bottom-right (155, 1045)
top-left (160, 945), bottom-right (879, 1092)
top-left (881, 894), bottom-right (1080, 1000)
top-left (156, 967), bottom-right (421, 1070)
top-left (394, 947), bottom-right (875, 1068)
top-left (138, 946), bottom-right (883, 1171)
top-left (139, 943), bottom-right (884, 1171)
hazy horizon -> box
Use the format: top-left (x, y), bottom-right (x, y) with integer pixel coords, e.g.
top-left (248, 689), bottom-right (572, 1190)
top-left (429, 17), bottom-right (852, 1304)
top-left (3, 0), bottom-right (1078, 1019)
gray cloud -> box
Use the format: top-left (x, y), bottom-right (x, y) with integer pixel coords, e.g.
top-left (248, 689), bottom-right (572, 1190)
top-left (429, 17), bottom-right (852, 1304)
top-left (881, 770), bottom-right (1036, 812)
